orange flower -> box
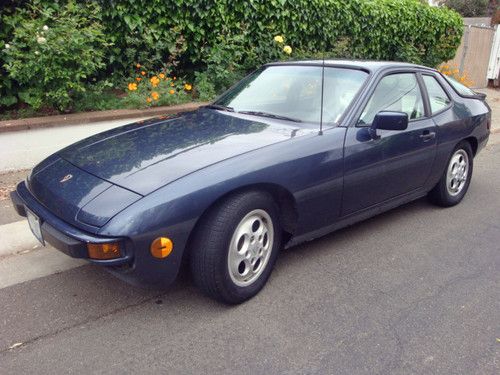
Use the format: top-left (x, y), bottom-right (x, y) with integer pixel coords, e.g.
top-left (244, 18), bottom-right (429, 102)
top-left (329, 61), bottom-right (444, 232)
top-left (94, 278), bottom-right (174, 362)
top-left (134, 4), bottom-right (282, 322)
top-left (150, 76), bottom-right (160, 87)
top-left (184, 83), bottom-right (192, 91)
top-left (128, 83), bottom-right (138, 91)
top-left (159, 73), bottom-right (165, 79)
top-left (136, 77), bottom-right (142, 82)
top-left (173, 76), bottom-right (177, 80)
top-left (141, 71), bottom-right (146, 76)
top-left (146, 97), bottom-right (152, 103)
top-left (169, 89), bottom-right (175, 95)
top-left (170, 82), bottom-right (175, 87)
top-left (136, 63), bottom-right (141, 68)
top-left (151, 91), bottom-right (160, 101)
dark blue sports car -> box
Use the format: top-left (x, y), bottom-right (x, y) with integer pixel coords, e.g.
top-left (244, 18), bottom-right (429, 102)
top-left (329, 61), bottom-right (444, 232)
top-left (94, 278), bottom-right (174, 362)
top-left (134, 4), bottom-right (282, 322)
top-left (11, 60), bottom-right (490, 303)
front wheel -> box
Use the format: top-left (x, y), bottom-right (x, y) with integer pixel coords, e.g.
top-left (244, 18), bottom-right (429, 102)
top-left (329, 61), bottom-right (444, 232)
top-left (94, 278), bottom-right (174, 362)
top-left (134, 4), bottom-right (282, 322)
top-left (428, 141), bottom-right (473, 207)
top-left (190, 191), bottom-right (281, 304)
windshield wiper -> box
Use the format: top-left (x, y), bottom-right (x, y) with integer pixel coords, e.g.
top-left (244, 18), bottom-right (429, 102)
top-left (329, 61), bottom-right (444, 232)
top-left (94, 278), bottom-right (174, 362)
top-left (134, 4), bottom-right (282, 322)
top-left (203, 104), bottom-right (234, 112)
top-left (237, 110), bottom-right (302, 123)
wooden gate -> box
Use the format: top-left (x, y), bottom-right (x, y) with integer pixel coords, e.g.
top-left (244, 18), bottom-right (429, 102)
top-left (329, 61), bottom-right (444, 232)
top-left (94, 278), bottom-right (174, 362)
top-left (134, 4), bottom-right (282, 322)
top-left (447, 25), bottom-right (495, 88)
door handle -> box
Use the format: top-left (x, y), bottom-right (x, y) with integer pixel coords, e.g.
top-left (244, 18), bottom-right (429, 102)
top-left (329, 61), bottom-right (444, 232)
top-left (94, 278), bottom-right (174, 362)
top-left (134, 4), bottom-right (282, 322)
top-left (419, 131), bottom-right (436, 142)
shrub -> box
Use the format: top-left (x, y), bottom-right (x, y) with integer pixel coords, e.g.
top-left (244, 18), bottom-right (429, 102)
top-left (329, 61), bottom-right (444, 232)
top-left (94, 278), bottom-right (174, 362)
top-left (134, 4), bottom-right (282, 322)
top-left (99, 0), bottom-right (462, 70)
top-left (193, 71), bottom-right (217, 102)
top-left (196, 33), bottom-right (294, 97)
top-left (438, 63), bottom-right (474, 87)
top-left (2, 1), bottom-right (108, 110)
top-left (0, 3), bottom-right (26, 108)
top-left (122, 66), bottom-right (194, 108)
top-left (0, 0), bottom-right (463, 113)
top-left (71, 80), bottom-right (122, 112)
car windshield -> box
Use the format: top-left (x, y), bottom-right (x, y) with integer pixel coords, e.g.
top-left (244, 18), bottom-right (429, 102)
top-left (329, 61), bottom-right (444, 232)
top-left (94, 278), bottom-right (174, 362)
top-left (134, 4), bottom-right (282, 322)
top-left (214, 65), bottom-right (369, 125)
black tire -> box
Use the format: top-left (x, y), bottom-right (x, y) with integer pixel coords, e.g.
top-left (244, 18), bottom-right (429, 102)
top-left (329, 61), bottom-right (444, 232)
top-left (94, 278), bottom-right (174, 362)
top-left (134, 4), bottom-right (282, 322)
top-left (190, 191), bottom-right (282, 304)
top-left (428, 141), bottom-right (473, 207)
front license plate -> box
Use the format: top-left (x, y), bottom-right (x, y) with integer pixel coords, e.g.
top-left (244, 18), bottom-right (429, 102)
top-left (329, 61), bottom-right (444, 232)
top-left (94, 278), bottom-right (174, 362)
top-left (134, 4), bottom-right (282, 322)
top-left (26, 209), bottom-right (44, 245)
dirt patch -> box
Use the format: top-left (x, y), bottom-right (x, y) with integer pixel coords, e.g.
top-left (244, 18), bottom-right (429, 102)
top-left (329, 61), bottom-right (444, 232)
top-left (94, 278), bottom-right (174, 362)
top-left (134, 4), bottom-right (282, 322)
top-left (0, 169), bottom-right (29, 201)
top-left (0, 169), bottom-right (29, 225)
top-left (0, 186), bottom-right (15, 201)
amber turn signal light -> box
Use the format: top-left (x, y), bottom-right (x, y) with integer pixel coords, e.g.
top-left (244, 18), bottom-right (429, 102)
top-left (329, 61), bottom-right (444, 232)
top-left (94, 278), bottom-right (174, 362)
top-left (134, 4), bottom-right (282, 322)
top-left (87, 242), bottom-right (121, 260)
top-left (150, 237), bottom-right (173, 259)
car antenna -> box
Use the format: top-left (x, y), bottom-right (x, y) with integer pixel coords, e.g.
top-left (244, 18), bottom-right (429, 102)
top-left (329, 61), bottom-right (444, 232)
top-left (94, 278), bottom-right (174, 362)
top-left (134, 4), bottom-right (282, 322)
top-left (319, 53), bottom-right (325, 136)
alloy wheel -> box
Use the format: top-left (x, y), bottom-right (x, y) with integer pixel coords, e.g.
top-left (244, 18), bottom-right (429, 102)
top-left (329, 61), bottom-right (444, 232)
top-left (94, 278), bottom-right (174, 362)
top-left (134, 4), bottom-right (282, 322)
top-left (227, 209), bottom-right (274, 287)
top-left (446, 149), bottom-right (469, 197)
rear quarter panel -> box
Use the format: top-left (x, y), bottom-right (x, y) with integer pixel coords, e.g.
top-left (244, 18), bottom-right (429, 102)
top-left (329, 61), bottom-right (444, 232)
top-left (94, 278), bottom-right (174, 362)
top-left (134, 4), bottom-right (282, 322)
top-left (425, 75), bottom-right (490, 189)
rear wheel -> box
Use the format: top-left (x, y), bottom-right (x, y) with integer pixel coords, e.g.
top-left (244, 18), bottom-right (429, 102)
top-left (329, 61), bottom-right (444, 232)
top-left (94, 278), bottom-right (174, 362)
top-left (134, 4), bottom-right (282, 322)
top-left (428, 141), bottom-right (473, 207)
top-left (190, 191), bottom-right (281, 304)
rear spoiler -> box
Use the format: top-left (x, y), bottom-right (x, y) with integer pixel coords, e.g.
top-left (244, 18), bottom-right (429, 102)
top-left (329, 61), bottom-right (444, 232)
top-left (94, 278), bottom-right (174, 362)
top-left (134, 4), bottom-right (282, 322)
top-left (473, 91), bottom-right (487, 100)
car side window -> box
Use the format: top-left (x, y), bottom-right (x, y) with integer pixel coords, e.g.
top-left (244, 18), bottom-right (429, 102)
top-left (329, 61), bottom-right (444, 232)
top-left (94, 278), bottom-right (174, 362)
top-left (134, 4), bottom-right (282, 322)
top-left (358, 73), bottom-right (424, 125)
top-left (322, 68), bottom-right (368, 124)
top-left (422, 75), bottom-right (451, 114)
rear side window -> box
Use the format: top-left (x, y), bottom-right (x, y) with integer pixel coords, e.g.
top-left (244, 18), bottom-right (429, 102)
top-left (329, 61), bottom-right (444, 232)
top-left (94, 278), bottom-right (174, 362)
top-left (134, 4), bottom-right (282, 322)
top-left (423, 75), bottom-right (451, 114)
top-left (442, 74), bottom-right (476, 96)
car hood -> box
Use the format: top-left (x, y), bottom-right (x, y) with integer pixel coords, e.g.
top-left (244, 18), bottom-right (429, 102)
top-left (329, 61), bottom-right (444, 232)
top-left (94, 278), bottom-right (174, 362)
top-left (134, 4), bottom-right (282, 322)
top-left (59, 109), bottom-right (312, 195)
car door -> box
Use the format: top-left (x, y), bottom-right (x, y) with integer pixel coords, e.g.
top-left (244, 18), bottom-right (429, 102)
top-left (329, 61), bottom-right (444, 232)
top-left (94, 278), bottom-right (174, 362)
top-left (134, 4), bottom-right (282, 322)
top-left (341, 71), bottom-right (438, 216)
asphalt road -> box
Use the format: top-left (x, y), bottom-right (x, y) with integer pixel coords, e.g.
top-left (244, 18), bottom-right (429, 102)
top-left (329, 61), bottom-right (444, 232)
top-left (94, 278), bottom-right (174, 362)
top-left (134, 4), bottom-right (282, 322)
top-left (1, 144), bottom-right (499, 375)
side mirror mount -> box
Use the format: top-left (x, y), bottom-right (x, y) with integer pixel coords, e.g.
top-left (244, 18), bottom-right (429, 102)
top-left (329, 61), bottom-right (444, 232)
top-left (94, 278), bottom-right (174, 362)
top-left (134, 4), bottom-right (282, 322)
top-left (370, 111), bottom-right (409, 138)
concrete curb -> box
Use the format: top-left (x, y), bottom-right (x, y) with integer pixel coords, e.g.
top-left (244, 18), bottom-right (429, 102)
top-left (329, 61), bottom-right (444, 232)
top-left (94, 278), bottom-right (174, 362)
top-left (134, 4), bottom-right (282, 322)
top-left (0, 246), bottom-right (85, 289)
top-left (0, 102), bottom-right (207, 134)
top-left (0, 220), bottom-right (42, 258)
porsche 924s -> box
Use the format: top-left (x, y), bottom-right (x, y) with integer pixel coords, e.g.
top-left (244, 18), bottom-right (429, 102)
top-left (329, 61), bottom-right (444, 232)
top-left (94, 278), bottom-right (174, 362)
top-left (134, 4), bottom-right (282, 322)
top-left (11, 60), bottom-right (490, 303)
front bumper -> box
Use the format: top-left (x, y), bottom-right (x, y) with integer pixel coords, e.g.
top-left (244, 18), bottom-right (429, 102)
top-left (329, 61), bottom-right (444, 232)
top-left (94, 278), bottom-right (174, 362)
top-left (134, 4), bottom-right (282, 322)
top-left (11, 182), bottom-right (132, 266)
top-left (11, 181), bottom-right (186, 288)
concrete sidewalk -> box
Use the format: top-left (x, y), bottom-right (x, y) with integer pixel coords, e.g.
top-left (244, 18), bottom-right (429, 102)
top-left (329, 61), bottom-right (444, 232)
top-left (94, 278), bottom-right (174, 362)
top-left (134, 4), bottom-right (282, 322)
top-left (0, 116), bottom-right (150, 172)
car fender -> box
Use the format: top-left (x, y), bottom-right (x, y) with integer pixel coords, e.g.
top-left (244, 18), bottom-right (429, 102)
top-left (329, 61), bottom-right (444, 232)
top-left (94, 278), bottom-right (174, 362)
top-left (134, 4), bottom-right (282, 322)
top-left (99, 128), bottom-right (347, 271)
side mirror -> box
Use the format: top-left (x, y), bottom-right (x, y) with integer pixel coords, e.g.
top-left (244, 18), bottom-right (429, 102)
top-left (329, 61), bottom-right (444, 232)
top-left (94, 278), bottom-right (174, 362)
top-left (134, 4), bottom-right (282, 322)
top-left (371, 111), bottom-right (408, 135)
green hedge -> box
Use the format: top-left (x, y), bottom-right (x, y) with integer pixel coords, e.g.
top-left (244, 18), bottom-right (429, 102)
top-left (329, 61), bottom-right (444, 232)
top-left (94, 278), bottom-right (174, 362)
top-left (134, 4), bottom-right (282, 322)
top-left (99, 0), bottom-right (462, 68)
top-left (0, 0), bottom-right (463, 111)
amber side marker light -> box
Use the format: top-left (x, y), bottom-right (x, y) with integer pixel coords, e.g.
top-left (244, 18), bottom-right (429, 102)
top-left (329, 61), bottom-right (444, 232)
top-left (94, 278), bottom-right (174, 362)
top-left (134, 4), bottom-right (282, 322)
top-left (150, 237), bottom-right (173, 259)
top-left (87, 242), bottom-right (121, 260)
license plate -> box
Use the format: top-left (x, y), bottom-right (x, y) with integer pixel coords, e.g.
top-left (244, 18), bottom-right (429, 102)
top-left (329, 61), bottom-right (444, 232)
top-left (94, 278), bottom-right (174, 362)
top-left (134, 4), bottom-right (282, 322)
top-left (26, 209), bottom-right (44, 245)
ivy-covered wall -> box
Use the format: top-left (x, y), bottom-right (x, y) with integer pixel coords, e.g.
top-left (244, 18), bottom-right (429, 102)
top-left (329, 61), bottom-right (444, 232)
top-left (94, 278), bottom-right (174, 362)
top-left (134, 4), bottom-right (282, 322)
top-left (99, 0), bottom-right (463, 69)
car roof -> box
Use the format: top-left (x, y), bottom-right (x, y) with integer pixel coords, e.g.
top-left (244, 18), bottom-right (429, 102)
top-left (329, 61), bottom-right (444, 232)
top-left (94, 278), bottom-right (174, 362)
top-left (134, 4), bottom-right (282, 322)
top-left (267, 59), bottom-right (437, 73)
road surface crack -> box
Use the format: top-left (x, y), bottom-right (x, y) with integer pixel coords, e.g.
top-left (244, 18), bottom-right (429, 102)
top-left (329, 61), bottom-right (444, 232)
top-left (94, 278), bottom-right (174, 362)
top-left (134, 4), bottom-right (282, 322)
top-left (0, 292), bottom-right (166, 354)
